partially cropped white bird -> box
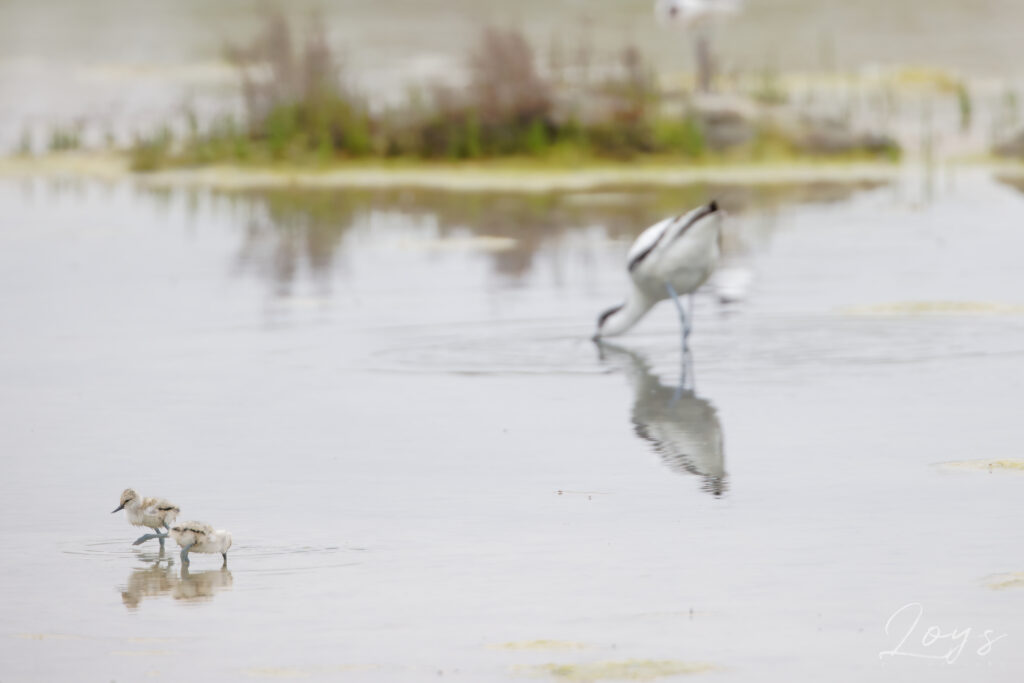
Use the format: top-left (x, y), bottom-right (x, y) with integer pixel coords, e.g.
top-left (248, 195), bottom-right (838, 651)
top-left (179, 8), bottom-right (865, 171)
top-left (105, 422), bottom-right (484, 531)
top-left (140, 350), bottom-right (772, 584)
top-left (654, 0), bottom-right (744, 92)
top-left (170, 521), bottom-right (233, 565)
top-left (654, 0), bottom-right (744, 29)
top-left (594, 200), bottom-right (723, 340)
top-left (112, 488), bottom-right (180, 546)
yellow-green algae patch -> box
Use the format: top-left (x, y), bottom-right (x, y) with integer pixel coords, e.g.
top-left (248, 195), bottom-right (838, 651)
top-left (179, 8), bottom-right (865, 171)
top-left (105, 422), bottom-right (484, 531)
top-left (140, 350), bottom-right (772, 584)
top-left (395, 236), bottom-right (518, 253)
top-left (986, 572), bottom-right (1024, 590)
top-left (532, 659), bottom-right (715, 681)
top-left (842, 301), bottom-right (1024, 316)
top-left (243, 667), bottom-right (311, 679)
top-left (0, 153), bottom-right (902, 193)
top-left (936, 459), bottom-right (1024, 473)
top-left (494, 640), bottom-right (590, 651)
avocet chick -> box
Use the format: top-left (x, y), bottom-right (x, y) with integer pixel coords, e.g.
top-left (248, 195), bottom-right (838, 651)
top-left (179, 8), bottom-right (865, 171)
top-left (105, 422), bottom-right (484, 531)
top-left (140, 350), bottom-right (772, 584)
top-left (170, 521), bottom-right (232, 566)
top-left (112, 488), bottom-right (180, 546)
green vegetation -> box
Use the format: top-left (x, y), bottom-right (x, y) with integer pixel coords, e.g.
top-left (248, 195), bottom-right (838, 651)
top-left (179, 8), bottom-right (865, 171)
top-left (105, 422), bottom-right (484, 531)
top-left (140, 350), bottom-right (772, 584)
top-left (129, 14), bottom-right (900, 172)
top-left (956, 82), bottom-right (972, 132)
top-left (48, 123), bottom-right (83, 152)
top-left (130, 127), bottom-right (173, 171)
top-left (16, 128), bottom-right (32, 156)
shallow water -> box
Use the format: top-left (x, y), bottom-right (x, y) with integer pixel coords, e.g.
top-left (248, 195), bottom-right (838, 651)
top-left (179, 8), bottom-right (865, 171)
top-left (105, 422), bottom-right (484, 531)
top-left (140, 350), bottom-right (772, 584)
top-left (2, 170), bottom-right (1024, 681)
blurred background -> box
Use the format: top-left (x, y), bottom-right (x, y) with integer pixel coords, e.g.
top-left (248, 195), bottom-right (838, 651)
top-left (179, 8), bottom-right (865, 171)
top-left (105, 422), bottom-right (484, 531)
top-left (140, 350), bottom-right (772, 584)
top-left (2, 0), bottom-right (1023, 165)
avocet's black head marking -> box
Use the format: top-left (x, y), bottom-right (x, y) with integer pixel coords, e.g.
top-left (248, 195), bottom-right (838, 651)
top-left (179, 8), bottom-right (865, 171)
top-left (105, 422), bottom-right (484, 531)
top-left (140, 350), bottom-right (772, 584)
top-left (628, 201), bottom-right (721, 272)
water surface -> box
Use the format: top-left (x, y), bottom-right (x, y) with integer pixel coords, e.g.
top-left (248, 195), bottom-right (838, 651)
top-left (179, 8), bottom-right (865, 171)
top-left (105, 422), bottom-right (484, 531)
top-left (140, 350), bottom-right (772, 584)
top-left (1, 170), bottom-right (1024, 681)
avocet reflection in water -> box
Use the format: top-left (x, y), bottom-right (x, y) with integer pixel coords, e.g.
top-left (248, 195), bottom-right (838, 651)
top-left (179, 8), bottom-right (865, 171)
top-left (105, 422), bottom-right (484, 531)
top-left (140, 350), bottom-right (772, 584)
top-left (598, 341), bottom-right (726, 496)
top-left (119, 548), bottom-right (233, 609)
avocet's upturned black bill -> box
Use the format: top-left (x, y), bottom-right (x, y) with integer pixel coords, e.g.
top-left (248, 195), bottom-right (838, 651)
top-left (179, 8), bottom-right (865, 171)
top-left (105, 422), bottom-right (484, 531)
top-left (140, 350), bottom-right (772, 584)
top-left (594, 201), bottom-right (723, 340)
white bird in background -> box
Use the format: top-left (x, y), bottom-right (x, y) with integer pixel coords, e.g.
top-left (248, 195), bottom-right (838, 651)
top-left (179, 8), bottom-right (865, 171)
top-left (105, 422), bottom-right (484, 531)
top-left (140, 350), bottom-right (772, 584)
top-left (594, 201), bottom-right (723, 341)
top-left (170, 521), bottom-right (233, 566)
top-left (112, 488), bottom-right (180, 546)
top-left (654, 0), bottom-right (744, 29)
top-left (654, 0), bottom-right (745, 92)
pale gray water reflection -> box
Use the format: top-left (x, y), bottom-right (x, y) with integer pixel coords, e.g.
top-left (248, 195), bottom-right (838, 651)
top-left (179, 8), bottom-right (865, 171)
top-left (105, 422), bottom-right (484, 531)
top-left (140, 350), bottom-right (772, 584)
top-left (598, 342), bottom-right (726, 496)
top-left (118, 554), bottom-right (232, 610)
top-left (174, 565), bottom-right (234, 603)
top-left (120, 560), bottom-right (176, 609)
top-left (120, 549), bottom-right (233, 609)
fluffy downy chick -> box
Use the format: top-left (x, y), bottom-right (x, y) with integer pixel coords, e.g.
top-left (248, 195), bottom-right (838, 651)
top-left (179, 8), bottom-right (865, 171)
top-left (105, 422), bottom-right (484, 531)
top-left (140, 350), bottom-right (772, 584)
top-left (170, 521), bottom-right (233, 565)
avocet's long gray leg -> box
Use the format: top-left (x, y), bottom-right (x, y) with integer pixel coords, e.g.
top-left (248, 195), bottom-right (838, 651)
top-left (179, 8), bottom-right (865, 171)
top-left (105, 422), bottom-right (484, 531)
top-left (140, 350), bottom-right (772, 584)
top-left (671, 344), bottom-right (696, 404)
top-left (666, 283), bottom-right (691, 343)
top-left (688, 293), bottom-right (695, 337)
top-left (133, 533), bottom-right (163, 546)
top-left (221, 552), bottom-right (228, 567)
top-left (180, 542), bottom-right (194, 564)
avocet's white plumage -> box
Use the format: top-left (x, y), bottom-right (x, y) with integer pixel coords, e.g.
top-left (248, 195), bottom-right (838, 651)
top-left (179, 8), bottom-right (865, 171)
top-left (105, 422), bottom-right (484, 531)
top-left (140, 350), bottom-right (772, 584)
top-left (112, 488), bottom-right (180, 546)
top-left (595, 201), bottom-right (723, 339)
top-left (170, 521), bottom-right (232, 565)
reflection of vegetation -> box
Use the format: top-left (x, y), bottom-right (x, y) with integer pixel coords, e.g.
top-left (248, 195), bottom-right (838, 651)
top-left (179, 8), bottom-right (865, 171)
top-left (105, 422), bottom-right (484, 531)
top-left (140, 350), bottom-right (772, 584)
top-left (130, 13), bottom-right (899, 171)
top-left (221, 181), bottom-right (882, 292)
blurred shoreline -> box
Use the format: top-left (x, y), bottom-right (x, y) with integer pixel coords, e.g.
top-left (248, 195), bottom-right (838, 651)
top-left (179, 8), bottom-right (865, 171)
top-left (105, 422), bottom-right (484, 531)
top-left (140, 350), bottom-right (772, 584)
top-left (3, 151), bottom-right (1021, 192)
top-left (3, 5), bottom-right (1023, 184)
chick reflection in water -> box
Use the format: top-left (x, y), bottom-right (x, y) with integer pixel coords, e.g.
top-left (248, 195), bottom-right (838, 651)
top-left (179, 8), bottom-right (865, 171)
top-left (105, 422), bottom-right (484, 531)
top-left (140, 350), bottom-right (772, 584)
top-left (598, 342), bottom-right (727, 496)
top-left (120, 549), bottom-right (233, 609)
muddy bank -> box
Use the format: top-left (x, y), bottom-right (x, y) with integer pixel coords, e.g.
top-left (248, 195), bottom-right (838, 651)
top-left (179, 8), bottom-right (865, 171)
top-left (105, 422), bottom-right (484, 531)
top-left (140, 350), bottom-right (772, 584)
top-left (0, 152), bottom-right (907, 192)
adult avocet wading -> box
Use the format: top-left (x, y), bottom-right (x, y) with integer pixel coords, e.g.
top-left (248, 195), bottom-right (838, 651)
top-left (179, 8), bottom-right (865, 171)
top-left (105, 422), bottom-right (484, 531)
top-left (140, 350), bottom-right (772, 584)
top-left (112, 488), bottom-right (181, 547)
top-left (593, 200), bottom-right (723, 341)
